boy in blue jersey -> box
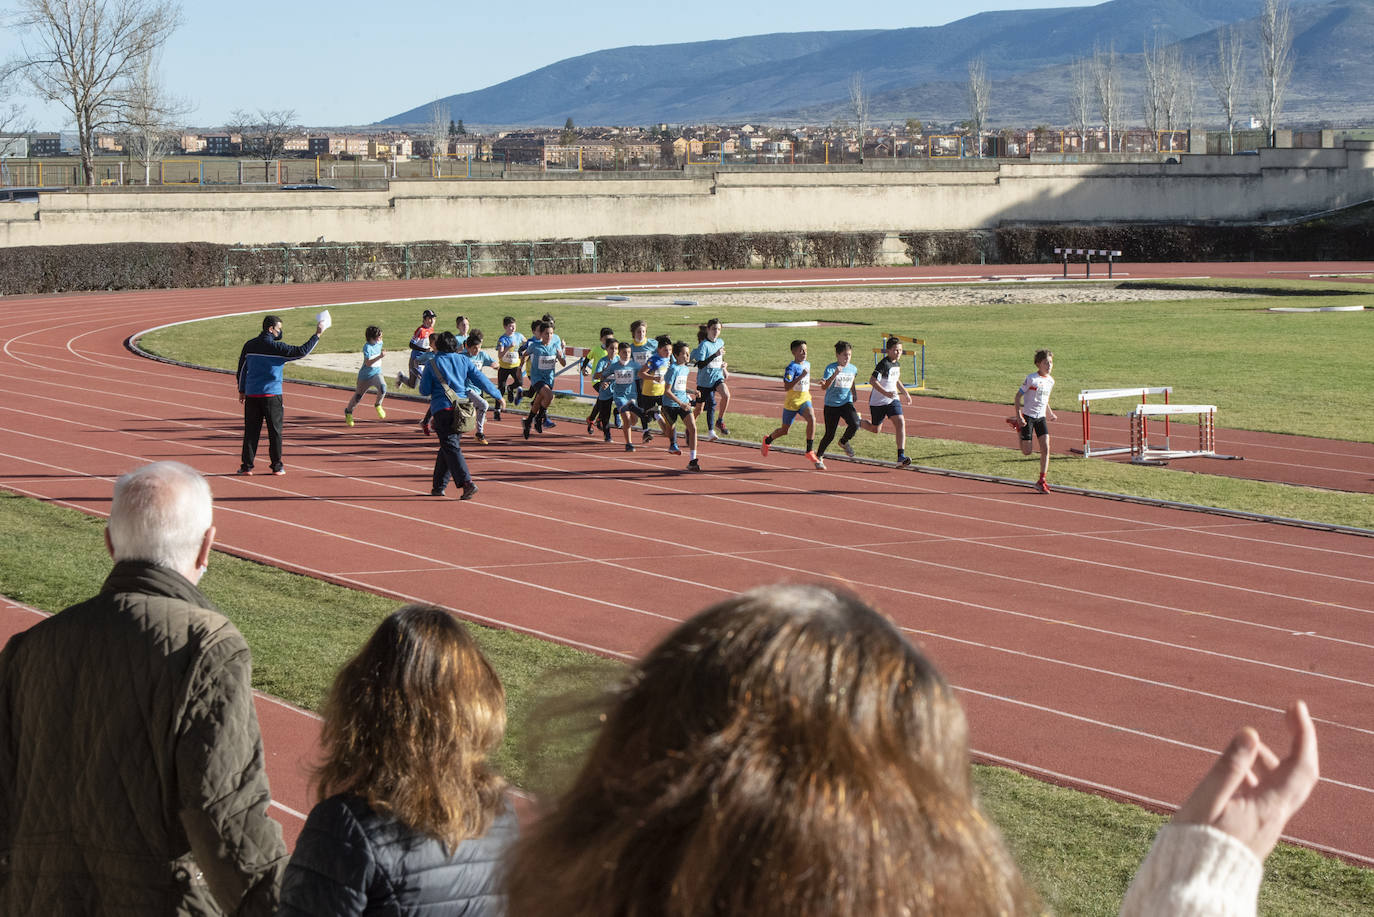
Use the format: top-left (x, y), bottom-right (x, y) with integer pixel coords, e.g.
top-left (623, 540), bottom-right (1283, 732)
top-left (607, 341), bottom-right (646, 451)
top-left (344, 325), bottom-right (387, 426)
top-left (636, 335), bottom-right (672, 444)
top-left (496, 316), bottom-right (525, 406)
top-left (660, 341), bottom-right (702, 471)
top-left (629, 320), bottom-right (656, 438)
top-left (463, 330), bottom-right (499, 444)
top-left (761, 340), bottom-right (819, 467)
top-left (815, 340), bottom-right (862, 469)
top-left (691, 318), bottom-right (731, 439)
top-left (521, 321), bottom-right (566, 439)
top-left (586, 337), bottom-right (619, 443)
top-left (585, 328), bottom-right (616, 434)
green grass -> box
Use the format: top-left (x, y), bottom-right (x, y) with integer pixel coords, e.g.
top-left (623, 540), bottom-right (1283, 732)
top-left (141, 278), bottom-right (1374, 443)
top-left (2, 489), bottom-right (1369, 915)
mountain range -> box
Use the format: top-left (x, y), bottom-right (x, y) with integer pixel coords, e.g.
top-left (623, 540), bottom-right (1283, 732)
top-left (378, 0), bottom-right (1374, 128)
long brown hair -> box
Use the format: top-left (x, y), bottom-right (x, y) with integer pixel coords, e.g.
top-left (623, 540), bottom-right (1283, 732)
top-left (506, 583), bottom-right (1034, 917)
top-left (315, 604), bottom-right (507, 852)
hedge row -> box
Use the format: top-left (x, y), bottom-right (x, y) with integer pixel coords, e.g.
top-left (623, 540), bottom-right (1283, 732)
top-left (1, 222), bottom-right (1368, 294)
top-left (901, 222), bottom-right (1374, 265)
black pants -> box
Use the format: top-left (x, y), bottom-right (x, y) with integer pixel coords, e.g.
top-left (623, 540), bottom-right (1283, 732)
top-left (588, 399), bottom-right (614, 429)
top-left (817, 403), bottom-right (860, 457)
top-left (431, 408), bottom-right (472, 493)
top-left (241, 395), bottom-right (284, 471)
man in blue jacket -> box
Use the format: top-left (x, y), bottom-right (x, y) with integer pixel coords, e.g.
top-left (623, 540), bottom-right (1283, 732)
top-left (236, 314), bottom-right (325, 475)
top-left (419, 332), bottom-right (505, 500)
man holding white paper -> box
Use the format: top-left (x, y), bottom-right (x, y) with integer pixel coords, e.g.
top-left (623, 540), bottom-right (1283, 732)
top-left (235, 314), bottom-right (326, 476)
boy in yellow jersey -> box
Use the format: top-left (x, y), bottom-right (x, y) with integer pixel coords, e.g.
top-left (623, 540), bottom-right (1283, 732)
top-left (761, 339), bottom-right (818, 466)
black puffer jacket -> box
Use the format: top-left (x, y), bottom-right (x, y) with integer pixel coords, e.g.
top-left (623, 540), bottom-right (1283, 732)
top-left (277, 794), bottom-right (517, 916)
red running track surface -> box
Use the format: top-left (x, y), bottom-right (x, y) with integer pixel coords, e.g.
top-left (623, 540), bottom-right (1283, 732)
top-left (1, 265), bottom-right (1372, 865)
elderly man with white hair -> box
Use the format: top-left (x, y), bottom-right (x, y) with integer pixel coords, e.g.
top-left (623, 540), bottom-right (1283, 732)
top-left (0, 461), bottom-right (287, 915)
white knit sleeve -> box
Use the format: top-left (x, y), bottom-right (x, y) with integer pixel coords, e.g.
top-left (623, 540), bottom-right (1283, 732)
top-left (1120, 823), bottom-right (1263, 917)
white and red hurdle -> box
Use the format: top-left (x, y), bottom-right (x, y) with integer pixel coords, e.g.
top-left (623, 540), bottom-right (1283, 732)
top-left (1127, 403), bottom-right (1239, 465)
top-left (1076, 387), bottom-right (1173, 457)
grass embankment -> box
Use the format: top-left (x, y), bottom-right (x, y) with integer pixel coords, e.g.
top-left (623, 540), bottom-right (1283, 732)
top-left (1, 491), bottom-right (1369, 916)
top-left (140, 280), bottom-right (1374, 529)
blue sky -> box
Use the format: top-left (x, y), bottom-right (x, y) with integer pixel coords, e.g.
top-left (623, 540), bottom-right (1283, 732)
top-left (2, 0), bottom-right (1091, 129)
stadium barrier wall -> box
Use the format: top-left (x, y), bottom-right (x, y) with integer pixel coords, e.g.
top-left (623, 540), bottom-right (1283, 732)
top-left (2, 143), bottom-right (1373, 250)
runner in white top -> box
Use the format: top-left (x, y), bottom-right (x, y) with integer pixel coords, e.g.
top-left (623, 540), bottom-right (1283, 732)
top-left (1007, 348), bottom-right (1057, 493)
top-left (863, 337), bottom-right (914, 467)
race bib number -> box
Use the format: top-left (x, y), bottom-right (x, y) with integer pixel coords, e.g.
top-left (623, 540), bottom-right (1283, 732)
top-left (708, 354), bottom-right (723, 369)
top-left (672, 378), bottom-right (688, 394)
top-left (792, 373), bottom-right (810, 392)
top-left (832, 374), bottom-right (853, 390)
top-left (538, 355), bottom-right (556, 371)
top-left (614, 368), bottom-right (634, 384)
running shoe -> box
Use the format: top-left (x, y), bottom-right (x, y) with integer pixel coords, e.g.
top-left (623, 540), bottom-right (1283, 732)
top-left (236, 465), bottom-right (252, 475)
top-left (544, 418), bottom-right (557, 429)
top-left (587, 420), bottom-right (595, 435)
top-left (522, 416), bottom-right (532, 439)
top-left (344, 412), bottom-right (354, 427)
top-left (460, 482), bottom-right (479, 501)
top-left (396, 371), bottom-right (406, 389)
top-left (493, 406), bottom-right (502, 421)
top-left (603, 433), bottom-right (612, 443)
top-left (708, 430), bottom-right (719, 442)
top-left (1036, 477), bottom-right (1052, 494)
top-left (897, 455), bottom-right (912, 467)
top-left (625, 443), bottom-right (636, 452)
top-left (668, 442), bottom-right (682, 455)
top-left (642, 430), bottom-right (654, 444)
top-left (473, 432), bottom-right (489, 445)
top-left (807, 452), bottom-right (824, 469)
top-left (430, 488), bottom-right (446, 497)
top-left (760, 438), bottom-right (770, 457)
top-left (716, 421), bottom-right (730, 436)
top-left (841, 441), bottom-right (856, 458)
top-left (375, 405), bottom-right (387, 420)
top-left (271, 467), bottom-right (286, 476)
top-left (687, 459), bottom-right (701, 472)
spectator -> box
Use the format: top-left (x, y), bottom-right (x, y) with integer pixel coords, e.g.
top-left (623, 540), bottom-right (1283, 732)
top-left (278, 605), bottom-right (517, 916)
top-left (236, 314), bottom-right (325, 476)
top-left (504, 583), bottom-right (1319, 917)
top-left (0, 461), bottom-right (287, 914)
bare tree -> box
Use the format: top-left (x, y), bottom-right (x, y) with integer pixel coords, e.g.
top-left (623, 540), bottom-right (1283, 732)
top-left (1209, 25), bottom-right (1246, 153)
top-left (429, 101), bottom-right (449, 176)
top-left (966, 56), bottom-right (989, 158)
top-left (1091, 41), bottom-right (1124, 153)
top-left (228, 108), bottom-right (298, 181)
top-left (118, 52), bottom-right (191, 184)
top-left (848, 72), bottom-right (868, 163)
top-left (6, 0), bottom-right (181, 186)
top-left (1068, 57), bottom-right (1093, 150)
top-left (1142, 35), bottom-right (1184, 147)
top-left (1258, 0), bottom-right (1294, 145)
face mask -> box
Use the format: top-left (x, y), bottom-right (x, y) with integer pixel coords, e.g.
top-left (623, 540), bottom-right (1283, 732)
top-left (272, 328), bottom-right (283, 341)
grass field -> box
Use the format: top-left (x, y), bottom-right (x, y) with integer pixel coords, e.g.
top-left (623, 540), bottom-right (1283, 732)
top-left (2, 490), bottom-right (1369, 916)
top-left (138, 279), bottom-right (1374, 529)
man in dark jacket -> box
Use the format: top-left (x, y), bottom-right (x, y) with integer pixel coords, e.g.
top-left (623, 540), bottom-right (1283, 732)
top-left (236, 314), bottom-right (325, 476)
top-left (0, 462), bottom-right (287, 915)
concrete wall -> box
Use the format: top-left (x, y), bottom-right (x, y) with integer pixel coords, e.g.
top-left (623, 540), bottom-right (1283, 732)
top-left (3, 143), bottom-right (1372, 250)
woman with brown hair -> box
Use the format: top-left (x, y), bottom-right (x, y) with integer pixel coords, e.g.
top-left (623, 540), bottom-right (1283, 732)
top-left (504, 583), bottom-right (1318, 917)
top-left (278, 605), bottom-right (516, 916)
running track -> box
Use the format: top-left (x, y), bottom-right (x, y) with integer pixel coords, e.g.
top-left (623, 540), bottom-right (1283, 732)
top-left (2, 264), bottom-right (1372, 864)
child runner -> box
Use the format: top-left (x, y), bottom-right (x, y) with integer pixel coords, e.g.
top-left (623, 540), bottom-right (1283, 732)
top-left (397, 308), bottom-right (437, 389)
top-left (628, 320), bottom-right (655, 438)
top-left (496, 316), bottom-right (525, 406)
top-left (344, 325), bottom-right (387, 426)
top-left (586, 337), bottom-right (619, 443)
top-left (463, 330), bottom-right (499, 444)
top-left (866, 336), bottom-right (914, 467)
top-left (691, 318), bottom-right (731, 438)
top-left (661, 341), bottom-right (702, 471)
top-left (1007, 348), bottom-right (1057, 493)
top-left (521, 321), bottom-right (566, 439)
top-left (636, 335), bottom-right (672, 444)
top-left (814, 340), bottom-right (861, 468)
top-left (541, 313), bottom-right (563, 429)
top-left (607, 341), bottom-right (647, 451)
top-left (761, 339), bottom-right (819, 467)
top-left (454, 314), bottom-right (470, 341)
top-left (585, 328), bottom-right (617, 434)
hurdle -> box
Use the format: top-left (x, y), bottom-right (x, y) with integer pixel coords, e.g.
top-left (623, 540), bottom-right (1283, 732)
top-left (1076, 387), bottom-right (1172, 457)
top-left (552, 345), bottom-right (592, 396)
top-left (875, 333), bottom-right (927, 391)
top-left (1128, 404), bottom-right (1239, 465)
top-left (1054, 248), bottom-right (1123, 279)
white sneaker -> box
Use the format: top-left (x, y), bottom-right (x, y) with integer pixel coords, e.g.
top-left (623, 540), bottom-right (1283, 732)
top-left (841, 441), bottom-right (855, 458)
top-left (709, 430), bottom-right (718, 442)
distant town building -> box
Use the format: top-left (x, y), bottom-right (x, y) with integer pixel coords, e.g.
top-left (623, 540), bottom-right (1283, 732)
top-left (28, 133), bottom-right (61, 156)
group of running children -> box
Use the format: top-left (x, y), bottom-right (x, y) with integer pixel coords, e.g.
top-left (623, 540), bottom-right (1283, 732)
top-left (343, 307), bottom-right (1058, 489)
